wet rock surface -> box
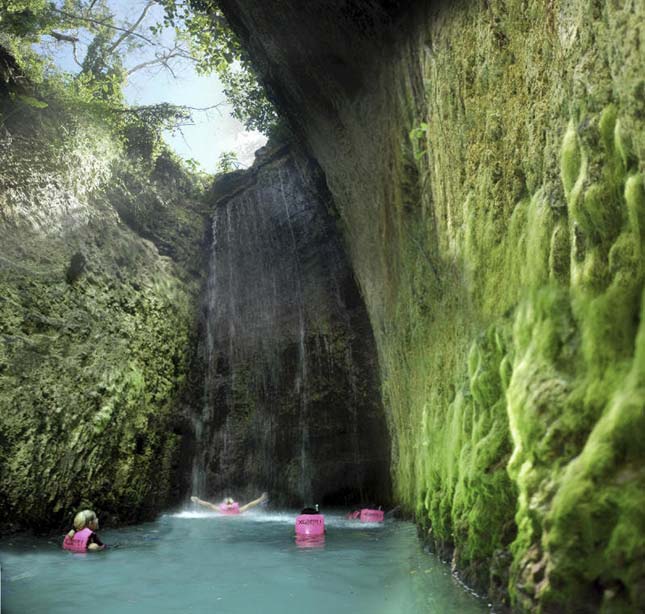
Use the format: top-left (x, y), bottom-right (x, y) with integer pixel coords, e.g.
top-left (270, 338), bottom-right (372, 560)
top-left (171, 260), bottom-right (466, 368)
top-left (0, 96), bottom-right (208, 532)
top-left (194, 141), bottom-right (391, 507)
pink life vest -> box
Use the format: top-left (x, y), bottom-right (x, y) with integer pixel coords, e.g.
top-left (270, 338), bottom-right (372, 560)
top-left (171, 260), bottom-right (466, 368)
top-left (359, 509), bottom-right (384, 523)
top-left (295, 513), bottom-right (325, 536)
top-left (219, 501), bottom-right (240, 515)
top-left (62, 527), bottom-right (93, 553)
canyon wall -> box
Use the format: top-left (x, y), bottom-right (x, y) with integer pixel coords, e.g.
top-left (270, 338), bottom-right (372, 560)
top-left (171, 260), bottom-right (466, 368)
top-left (0, 83), bottom-right (207, 531)
top-left (217, 0), bottom-right (645, 610)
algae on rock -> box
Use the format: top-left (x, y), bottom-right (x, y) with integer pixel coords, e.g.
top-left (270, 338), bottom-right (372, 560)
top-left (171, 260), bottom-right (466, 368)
top-left (0, 87), bottom-right (209, 531)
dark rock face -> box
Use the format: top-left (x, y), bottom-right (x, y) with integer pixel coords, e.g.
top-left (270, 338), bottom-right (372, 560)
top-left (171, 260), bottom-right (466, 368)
top-left (194, 142), bottom-right (390, 506)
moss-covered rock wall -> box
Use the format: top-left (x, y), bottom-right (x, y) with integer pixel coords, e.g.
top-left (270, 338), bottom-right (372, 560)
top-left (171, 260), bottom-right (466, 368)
top-left (0, 89), bottom-right (208, 531)
top-left (217, 0), bottom-right (644, 610)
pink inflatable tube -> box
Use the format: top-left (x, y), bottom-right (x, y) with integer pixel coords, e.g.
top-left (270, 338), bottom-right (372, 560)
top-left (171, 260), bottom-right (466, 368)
top-left (219, 501), bottom-right (241, 515)
top-left (359, 509), bottom-right (384, 523)
top-left (295, 513), bottom-right (325, 536)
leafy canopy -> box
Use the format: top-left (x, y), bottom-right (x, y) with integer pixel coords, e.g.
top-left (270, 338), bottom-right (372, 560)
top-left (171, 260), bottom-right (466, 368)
top-left (157, 0), bottom-right (278, 134)
top-left (1, 0), bottom-right (279, 164)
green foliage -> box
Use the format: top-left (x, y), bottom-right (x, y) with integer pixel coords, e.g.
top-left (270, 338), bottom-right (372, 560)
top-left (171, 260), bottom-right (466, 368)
top-left (0, 42), bottom-right (206, 170)
top-left (215, 150), bottom-right (239, 173)
top-left (79, 29), bottom-right (125, 102)
top-left (158, 0), bottom-right (241, 69)
top-left (13, 92), bottom-right (47, 108)
top-left (119, 103), bottom-right (193, 161)
top-left (409, 122), bottom-right (430, 160)
top-left (220, 66), bottom-right (277, 134)
top-left (158, 0), bottom-right (279, 134)
top-left (0, 0), bottom-right (54, 40)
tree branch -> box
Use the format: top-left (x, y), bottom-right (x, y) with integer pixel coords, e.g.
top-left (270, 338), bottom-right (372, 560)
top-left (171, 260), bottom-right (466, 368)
top-left (126, 52), bottom-right (181, 75)
top-left (126, 39), bottom-right (194, 76)
top-left (109, 102), bottom-right (225, 115)
top-left (71, 41), bottom-right (84, 69)
top-left (106, 0), bottom-right (155, 55)
top-left (51, 8), bottom-right (155, 45)
top-left (49, 31), bottom-right (79, 43)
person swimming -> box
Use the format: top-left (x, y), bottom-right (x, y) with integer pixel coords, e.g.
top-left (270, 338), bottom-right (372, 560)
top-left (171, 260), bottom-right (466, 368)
top-left (346, 505), bottom-right (385, 522)
top-left (62, 509), bottom-right (105, 552)
top-left (190, 492), bottom-right (268, 514)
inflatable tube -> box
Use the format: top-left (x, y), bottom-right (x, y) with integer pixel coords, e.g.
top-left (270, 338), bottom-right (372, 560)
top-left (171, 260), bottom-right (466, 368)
top-left (295, 513), bottom-right (325, 536)
top-left (359, 509), bottom-right (384, 523)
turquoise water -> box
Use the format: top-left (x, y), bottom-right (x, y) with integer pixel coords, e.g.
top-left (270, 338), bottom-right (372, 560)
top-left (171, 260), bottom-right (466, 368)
top-left (0, 510), bottom-right (489, 613)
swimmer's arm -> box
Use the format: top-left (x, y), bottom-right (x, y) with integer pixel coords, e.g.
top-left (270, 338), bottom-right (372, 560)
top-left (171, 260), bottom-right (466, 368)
top-left (239, 492), bottom-right (268, 513)
top-left (191, 496), bottom-right (220, 512)
top-left (88, 533), bottom-right (105, 551)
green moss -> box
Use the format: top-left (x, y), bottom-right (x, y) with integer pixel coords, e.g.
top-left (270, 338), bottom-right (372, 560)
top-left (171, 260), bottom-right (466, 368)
top-left (561, 121), bottom-right (583, 198)
top-left (310, 0), bottom-right (645, 609)
top-left (625, 174), bottom-right (645, 244)
top-left (0, 93), bottom-right (208, 530)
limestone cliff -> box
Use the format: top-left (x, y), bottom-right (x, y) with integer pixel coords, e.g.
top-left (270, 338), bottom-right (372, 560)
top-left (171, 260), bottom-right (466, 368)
top-left (216, 0), bottom-right (645, 611)
top-left (0, 83), bottom-right (208, 531)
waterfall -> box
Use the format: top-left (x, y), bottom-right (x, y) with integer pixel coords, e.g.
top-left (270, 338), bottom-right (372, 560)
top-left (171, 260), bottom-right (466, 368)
top-left (190, 144), bottom-right (391, 506)
top-left (190, 211), bottom-right (220, 496)
top-left (279, 166), bottom-right (312, 503)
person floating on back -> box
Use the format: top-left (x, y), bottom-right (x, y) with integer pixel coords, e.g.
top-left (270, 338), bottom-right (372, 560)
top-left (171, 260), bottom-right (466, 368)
top-left (346, 506), bottom-right (385, 523)
top-left (190, 492), bottom-right (268, 514)
top-left (62, 509), bottom-right (105, 552)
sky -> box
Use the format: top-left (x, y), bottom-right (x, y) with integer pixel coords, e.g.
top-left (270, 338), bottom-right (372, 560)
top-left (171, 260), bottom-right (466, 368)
top-left (41, 0), bottom-right (267, 171)
top-left (123, 56), bottom-right (267, 171)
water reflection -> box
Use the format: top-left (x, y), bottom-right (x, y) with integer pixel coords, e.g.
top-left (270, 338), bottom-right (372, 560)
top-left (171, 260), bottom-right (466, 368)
top-left (295, 534), bottom-right (325, 549)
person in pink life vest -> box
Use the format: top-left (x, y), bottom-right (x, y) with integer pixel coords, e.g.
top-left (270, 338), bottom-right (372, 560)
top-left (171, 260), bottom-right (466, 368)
top-left (62, 509), bottom-right (105, 552)
top-left (345, 507), bottom-right (385, 522)
top-left (190, 492), bottom-right (268, 514)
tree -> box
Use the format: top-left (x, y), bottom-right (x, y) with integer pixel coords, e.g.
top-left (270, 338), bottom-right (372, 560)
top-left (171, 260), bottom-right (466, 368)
top-left (0, 1), bottom-right (54, 41)
top-left (1, 1), bottom-right (198, 95)
top-left (158, 0), bottom-right (278, 134)
top-left (1, 0), bottom-right (278, 136)
top-left (215, 150), bottom-right (240, 173)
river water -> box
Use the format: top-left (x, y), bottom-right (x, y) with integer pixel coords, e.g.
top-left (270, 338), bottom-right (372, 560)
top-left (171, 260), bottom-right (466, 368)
top-left (0, 510), bottom-right (489, 613)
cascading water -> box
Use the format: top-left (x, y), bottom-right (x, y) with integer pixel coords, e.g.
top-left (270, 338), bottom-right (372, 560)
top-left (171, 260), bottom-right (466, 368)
top-left (190, 213), bottom-right (219, 497)
top-left (191, 142), bottom-right (392, 506)
top-left (279, 166), bottom-right (312, 503)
